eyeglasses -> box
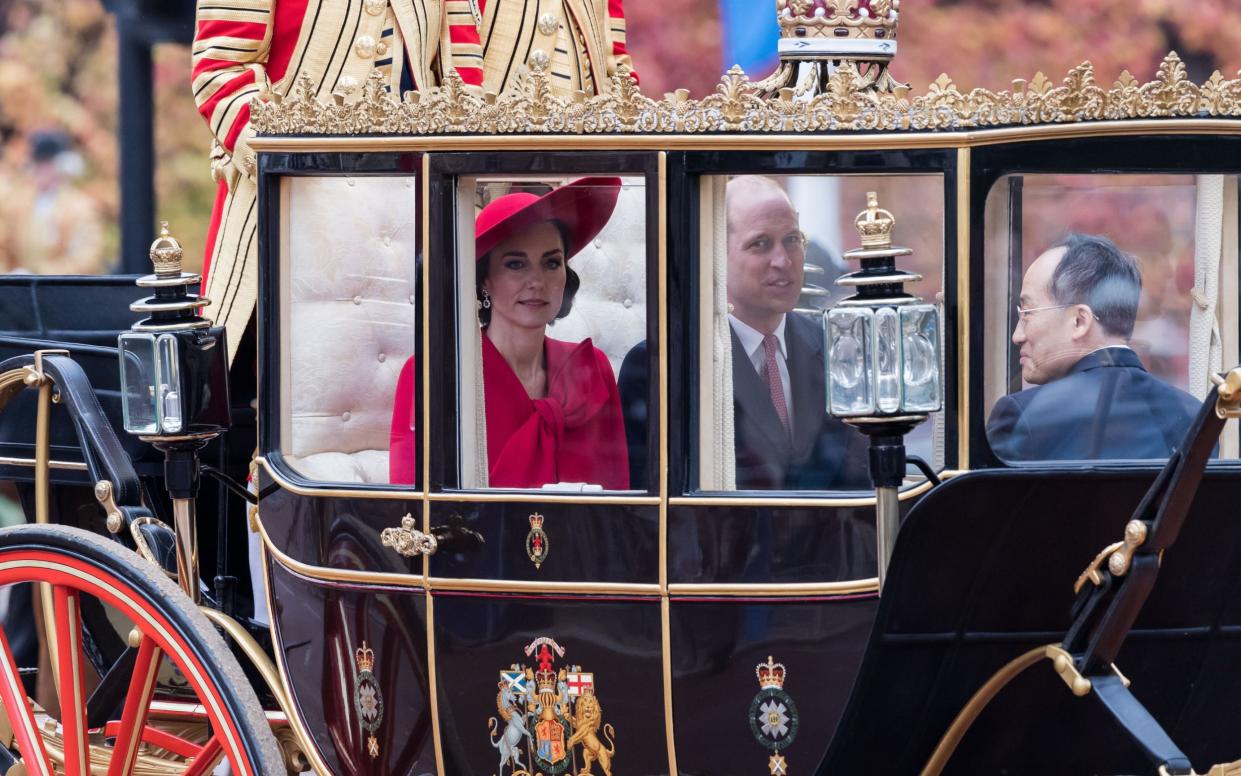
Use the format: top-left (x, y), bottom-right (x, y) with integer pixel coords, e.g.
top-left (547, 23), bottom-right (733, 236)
top-left (1015, 303), bottom-right (1100, 325)
top-left (1015, 303), bottom-right (1072, 322)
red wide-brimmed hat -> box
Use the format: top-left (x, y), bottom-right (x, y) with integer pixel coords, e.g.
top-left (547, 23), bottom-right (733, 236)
top-left (475, 176), bottom-right (622, 261)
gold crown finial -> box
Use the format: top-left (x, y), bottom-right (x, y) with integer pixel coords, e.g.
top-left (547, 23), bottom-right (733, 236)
top-left (356, 642), bottom-right (375, 672)
top-left (149, 221), bottom-right (184, 278)
top-left (854, 191), bottom-right (895, 249)
top-left (776, 0), bottom-right (900, 57)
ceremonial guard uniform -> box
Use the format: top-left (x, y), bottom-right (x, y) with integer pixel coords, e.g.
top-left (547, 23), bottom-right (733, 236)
top-left (192, 0), bottom-right (485, 359)
top-left (479, 0), bottom-right (637, 96)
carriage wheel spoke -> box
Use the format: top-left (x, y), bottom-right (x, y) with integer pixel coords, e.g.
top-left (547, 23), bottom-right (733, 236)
top-left (105, 634), bottom-right (162, 776)
top-left (52, 585), bottom-right (90, 776)
top-left (180, 736), bottom-right (224, 776)
top-left (0, 620), bottom-right (54, 776)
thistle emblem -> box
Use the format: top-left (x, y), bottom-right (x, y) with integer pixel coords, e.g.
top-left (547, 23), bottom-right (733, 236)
top-left (526, 512), bottom-right (550, 569)
top-left (749, 656), bottom-right (799, 774)
top-left (353, 642), bottom-right (384, 758)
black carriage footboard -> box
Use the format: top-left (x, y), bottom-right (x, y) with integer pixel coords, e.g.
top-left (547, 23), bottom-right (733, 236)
top-left (818, 370), bottom-right (1241, 776)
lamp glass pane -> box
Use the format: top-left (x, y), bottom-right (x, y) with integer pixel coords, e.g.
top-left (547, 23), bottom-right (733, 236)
top-left (900, 304), bottom-right (942, 412)
top-left (155, 334), bottom-right (183, 434)
top-left (826, 307), bottom-right (874, 416)
top-left (118, 333), bottom-right (158, 435)
top-left (874, 307), bottom-right (901, 413)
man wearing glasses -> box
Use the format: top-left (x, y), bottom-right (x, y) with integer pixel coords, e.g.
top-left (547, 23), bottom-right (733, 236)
top-left (987, 234), bottom-right (1199, 461)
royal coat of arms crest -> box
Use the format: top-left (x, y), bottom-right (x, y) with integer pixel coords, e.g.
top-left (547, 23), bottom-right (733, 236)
top-left (488, 636), bottom-right (616, 776)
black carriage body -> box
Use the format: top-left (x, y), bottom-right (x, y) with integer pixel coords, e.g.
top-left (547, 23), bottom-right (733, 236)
top-left (240, 114), bottom-right (1241, 776)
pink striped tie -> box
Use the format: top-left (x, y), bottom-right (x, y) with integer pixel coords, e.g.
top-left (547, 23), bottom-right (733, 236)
top-left (762, 334), bottom-right (791, 436)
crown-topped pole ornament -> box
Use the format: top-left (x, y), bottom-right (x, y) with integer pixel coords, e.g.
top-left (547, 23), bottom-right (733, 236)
top-left (756, 0), bottom-right (907, 96)
top-left (824, 192), bottom-right (942, 590)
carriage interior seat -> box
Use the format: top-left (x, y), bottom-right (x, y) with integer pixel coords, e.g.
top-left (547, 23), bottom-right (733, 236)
top-left (282, 176), bottom-right (418, 484)
top-left (282, 178), bottom-right (647, 485)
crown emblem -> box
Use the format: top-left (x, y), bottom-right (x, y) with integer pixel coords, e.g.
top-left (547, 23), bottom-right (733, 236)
top-left (777, 0), bottom-right (899, 57)
top-left (535, 667), bottom-right (559, 694)
top-left (356, 642), bottom-right (375, 673)
top-left (853, 191), bottom-right (896, 249)
top-left (529, 513), bottom-right (544, 530)
top-left (148, 221), bottom-right (184, 278)
top-left (755, 656), bottom-right (787, 690)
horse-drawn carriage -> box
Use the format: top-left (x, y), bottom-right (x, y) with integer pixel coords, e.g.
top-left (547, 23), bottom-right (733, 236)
top-left (4, 4), bottom-right (1241, 775)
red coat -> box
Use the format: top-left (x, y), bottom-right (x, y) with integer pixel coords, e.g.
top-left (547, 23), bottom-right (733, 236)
top-left (389, 336), bottom-right (630, 489)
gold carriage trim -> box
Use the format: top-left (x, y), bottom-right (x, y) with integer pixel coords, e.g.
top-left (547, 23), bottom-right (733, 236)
top-left (251, 52), bottom-right (1241, 137)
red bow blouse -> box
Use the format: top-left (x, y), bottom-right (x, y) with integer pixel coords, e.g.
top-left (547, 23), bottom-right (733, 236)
top-left (388, 335), bottom-right (630, 490)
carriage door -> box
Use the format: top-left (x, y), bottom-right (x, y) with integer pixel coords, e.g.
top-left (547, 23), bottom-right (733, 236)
top-left (663, 150), bottom-right (957, 775)
top-left (422, 151), bottom-right (669, 774)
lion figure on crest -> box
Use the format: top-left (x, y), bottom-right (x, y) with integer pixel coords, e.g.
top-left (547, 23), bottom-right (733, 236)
top-left (566, 693), bottom-right (615, 776)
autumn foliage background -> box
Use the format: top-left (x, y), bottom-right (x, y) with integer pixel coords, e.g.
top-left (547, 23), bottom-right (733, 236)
top-left (1, 0), bottom-right (1240, 272)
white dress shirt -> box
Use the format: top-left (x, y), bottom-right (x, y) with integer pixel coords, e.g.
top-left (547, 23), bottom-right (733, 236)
top-left (729, 314), bottom-right (794, 420)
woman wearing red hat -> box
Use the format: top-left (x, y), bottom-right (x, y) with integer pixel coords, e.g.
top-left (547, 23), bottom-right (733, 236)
top-left (390, 177), bottom-right (630, 490)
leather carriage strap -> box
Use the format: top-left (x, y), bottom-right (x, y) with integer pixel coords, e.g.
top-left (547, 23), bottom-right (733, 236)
top-left (1054, 381), bottom-right (1230, 776)
top-left (1072, 380), bottom-right (1227, 672)
top-left (0, 354), bottom-right (143, 507)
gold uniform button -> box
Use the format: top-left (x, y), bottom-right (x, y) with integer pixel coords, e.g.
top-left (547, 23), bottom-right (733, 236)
top-left (364, 0), bottom-right (387, 15)
top-left (355, 35), bottom-right (377, 59)
top-left (529, 49), bottom-right (550, 70)
top-left (537, 12), bottom-right (558, 35)
top-left (375, 41), bottom-right (389, 57)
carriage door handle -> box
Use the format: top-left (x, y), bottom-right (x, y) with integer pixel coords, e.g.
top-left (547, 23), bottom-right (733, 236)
top-left (380, 513), bottom-right (438, 557)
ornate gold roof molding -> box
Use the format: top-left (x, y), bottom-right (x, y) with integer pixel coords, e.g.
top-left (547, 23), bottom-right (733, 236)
top-left (251, 53), bottom-right (1241, 137)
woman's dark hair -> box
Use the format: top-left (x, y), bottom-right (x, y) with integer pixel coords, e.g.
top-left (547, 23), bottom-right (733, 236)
top-left (476, 220), bottom-right (580, 326)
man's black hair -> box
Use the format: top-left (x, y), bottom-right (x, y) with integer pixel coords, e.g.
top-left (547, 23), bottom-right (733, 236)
top-left (1049, 233), bottom-right (1142, 339)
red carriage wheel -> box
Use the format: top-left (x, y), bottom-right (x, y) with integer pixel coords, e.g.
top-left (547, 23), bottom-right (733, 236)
top-left (0, 524), bottom-right (285, 775)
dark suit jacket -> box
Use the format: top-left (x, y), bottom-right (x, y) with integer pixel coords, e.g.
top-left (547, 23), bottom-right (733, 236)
top-left (617, 312), bottom-right (869, 490)
top-left (986, 347), bottom-right (1201, 462)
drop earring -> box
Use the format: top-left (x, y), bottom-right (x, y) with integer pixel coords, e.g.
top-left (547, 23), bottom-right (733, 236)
top-left (482, 289), bottom-right (492, 309)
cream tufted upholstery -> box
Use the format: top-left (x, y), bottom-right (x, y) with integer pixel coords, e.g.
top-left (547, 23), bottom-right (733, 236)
top-left (549, 183), bottom-right (648, 375)
top-left (283, 176), bottom-right (418, 484)
top-left (281, 177), bottom-right (648, 484)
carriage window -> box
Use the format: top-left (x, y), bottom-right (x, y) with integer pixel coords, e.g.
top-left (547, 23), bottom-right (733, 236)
top-left (983, 174), bottom-right (1241, 463)
top-left (695, 174), bottom-right (945, 492)
top-left (279, 175), bottom-right (419, 485)
top-left (455, 176), bottom-right (647, 492)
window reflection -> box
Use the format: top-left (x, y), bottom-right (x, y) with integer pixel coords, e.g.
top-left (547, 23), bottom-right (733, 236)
top-left (983, 174), bottom-right (1238, 462)
top-left (693, 174), bottom-right (945, 492)
top-left (452, 176), bottom-right (647, 491)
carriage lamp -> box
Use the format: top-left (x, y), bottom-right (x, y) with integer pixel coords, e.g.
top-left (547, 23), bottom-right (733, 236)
top-left (119, 222), bottom-right (231, 601)
top-left (825, 193), bottom-right (942, 590)
top-left (118, 223), bottom-right (230, 438)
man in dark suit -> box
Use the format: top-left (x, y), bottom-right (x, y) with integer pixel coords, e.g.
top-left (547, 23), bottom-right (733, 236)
top-left (987, 233), bottom-right (1200, 461)
top-left (618, 176), bottom-right (868, 490)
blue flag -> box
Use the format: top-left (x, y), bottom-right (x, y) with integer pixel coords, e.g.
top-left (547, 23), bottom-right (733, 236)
top-left (720, 0), bottom-right (780, 76)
